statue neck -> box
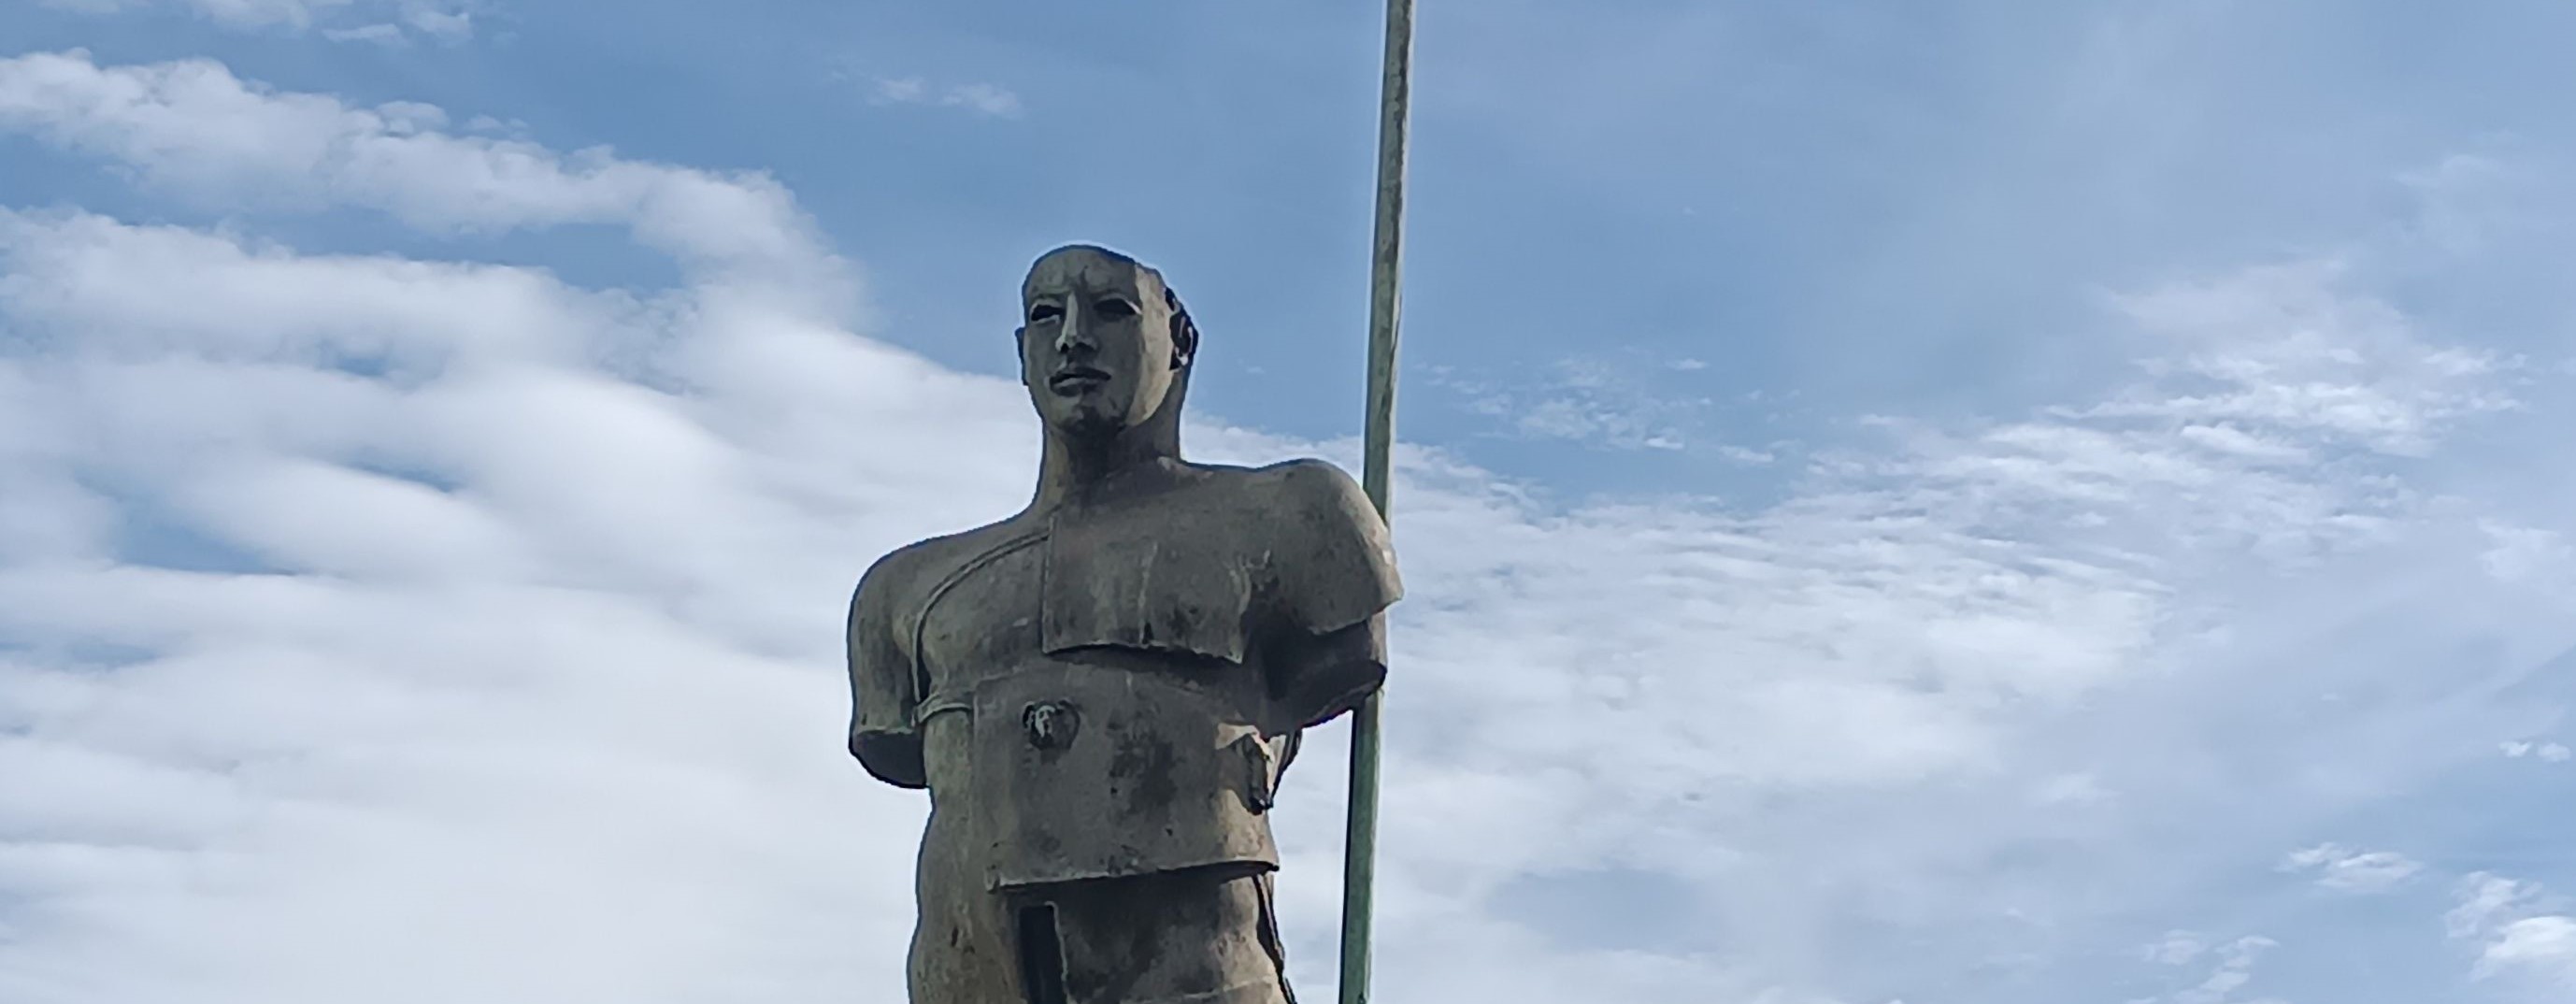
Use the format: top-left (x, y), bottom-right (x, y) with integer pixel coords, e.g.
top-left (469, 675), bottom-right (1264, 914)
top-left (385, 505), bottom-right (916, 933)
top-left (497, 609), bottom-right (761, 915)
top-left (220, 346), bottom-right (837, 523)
top-left (1031, 409), bottom-right (1183, 513)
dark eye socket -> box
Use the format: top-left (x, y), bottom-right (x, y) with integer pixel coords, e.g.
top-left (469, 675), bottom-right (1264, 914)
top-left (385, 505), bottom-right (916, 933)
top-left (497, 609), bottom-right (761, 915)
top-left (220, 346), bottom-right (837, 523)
top-left (1029, 303), bottom-right (1063, 323)
top-left (1092, 298), bottom-right (1138, 321)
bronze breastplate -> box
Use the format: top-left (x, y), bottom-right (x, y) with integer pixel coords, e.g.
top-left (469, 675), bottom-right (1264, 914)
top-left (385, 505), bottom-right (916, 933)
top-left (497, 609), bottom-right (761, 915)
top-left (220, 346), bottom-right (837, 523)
top-left (908, 524), bottom-right (1281, 889)
top-left (968, 661), bottom-right (1279, 889)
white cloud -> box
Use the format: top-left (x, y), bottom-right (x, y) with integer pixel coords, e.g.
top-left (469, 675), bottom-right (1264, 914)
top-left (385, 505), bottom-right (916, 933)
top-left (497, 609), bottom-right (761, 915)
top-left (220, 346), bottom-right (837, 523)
top-left (2132, 933), bottom-right (2284, 1004)
top-left (2483, 523), bottom-right (2573, 585)
top-left (2085, 260), bottom-right (2518, 458)
top-left (1, 48), bottom-right (2571, 1004)
top-left (2450, 874), bottom-right (2541, 939)
top-left (2500, 739), bottom-right (2573, 762)
top-left (1435, 354), bottom-right (1721, 452)
top-left (2178, 936), bottom-right (2281, 1004)
top-left (2477, 917), bottom-right (2576, 987)
top-left (317, 22), bottom-right (406, 44)
top-left (2278, 843), bottom-right (2422, 893)
top-left (0, 50), bottom-right (845, 305)
top-left (864, 76), bottom-right (1023, 118)
top-left (2451, 874), bottom-right (2576, 995)
top-left (2397, 151), bottom-right (2569, 258)
top-left (40, 0), bottom-right (474, 42)
top-left (2142, 929), bottom-right (2210, 966)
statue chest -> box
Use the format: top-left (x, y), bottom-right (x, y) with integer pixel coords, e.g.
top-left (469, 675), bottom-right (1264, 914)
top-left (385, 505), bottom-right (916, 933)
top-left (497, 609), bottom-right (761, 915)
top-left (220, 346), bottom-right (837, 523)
top-left (900, 502), bottom-right (1287, 888)
top-left (907, 500), bottom-right (1272, 714)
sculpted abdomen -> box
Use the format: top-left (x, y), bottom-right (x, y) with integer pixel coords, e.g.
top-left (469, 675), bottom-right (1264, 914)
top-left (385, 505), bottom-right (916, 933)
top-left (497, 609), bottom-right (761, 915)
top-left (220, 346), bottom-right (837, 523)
top-left (968, 658), bottom-right (1280, 889)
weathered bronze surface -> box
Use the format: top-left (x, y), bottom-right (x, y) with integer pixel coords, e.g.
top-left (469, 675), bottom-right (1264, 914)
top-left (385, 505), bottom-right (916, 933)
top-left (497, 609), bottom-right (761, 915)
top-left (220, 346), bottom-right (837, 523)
top-left (847, 246), bottom-right (1402, 1004)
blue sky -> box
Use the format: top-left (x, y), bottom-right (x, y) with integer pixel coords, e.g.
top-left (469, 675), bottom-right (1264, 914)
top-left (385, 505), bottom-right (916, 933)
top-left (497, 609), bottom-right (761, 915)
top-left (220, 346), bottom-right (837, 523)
top-left (5, 2), bottom-right (2576, 1002)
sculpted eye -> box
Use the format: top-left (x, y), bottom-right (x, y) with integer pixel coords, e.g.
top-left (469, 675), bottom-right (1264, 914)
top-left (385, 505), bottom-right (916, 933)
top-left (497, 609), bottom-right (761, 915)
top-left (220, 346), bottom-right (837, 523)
top-left (1092, 298), bottom-right (1137, 321)
top-left (1029, 303), bottom-right (1063, 323)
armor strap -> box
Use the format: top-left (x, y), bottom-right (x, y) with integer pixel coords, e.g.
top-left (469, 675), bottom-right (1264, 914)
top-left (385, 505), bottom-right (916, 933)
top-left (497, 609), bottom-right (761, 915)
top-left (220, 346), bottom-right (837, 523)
top-left (909, 528), bottom-right (1048, 729)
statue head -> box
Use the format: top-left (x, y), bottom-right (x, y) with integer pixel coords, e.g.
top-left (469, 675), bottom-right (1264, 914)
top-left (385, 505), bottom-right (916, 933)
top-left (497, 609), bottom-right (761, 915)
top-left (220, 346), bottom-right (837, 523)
top-left (1018, 244), bottom-right (1199, 440)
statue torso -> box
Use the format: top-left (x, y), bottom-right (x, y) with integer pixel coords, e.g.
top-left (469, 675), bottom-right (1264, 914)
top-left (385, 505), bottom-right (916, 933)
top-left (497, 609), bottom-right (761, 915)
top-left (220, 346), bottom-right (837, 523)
top-left (874, 463), bottom-right (1346, 889)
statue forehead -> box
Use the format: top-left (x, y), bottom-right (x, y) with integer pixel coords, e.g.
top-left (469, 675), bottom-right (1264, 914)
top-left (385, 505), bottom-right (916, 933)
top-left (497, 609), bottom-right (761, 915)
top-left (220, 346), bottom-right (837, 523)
top-left (1023, 246), bottom-right (1166, 299)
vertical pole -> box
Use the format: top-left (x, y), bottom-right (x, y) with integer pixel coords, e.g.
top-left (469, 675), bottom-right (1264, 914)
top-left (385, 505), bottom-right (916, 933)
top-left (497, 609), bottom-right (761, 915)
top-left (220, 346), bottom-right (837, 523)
top-left (1341, 0), bottom-right (1412, 1001)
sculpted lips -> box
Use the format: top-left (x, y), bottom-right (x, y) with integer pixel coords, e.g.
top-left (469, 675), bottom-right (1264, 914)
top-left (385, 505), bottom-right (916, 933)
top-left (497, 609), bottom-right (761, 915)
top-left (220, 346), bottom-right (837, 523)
top-left (1049, 366), bottom-right (1110, 394)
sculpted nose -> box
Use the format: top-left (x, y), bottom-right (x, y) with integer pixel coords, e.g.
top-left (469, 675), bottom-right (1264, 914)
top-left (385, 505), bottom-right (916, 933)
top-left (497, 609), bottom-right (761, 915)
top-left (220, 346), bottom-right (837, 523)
top-left (1053, 300), bottom-right (1090, 354)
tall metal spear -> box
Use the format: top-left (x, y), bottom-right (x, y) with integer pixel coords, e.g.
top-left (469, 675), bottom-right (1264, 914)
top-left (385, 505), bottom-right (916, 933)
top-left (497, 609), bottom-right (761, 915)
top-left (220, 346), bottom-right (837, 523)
top-left (1340, 0), bottom-right (1412, 1001)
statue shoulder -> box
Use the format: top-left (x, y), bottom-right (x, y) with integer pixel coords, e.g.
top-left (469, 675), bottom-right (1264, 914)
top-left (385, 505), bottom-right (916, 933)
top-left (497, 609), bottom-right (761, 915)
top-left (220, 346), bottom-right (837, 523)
top-left (1234, 458), bottom-right (1401, 632)
top-left (851, 516), bottom-right (1039, 621)
top-left (846, 515), bottom-right (1039, 790)
top-left (1239, 458), bottom-right (1384, 542)
top-left (849, 538), bottom-right (931, 623)
top-left (1246, 455), bottom-right (1370, 507)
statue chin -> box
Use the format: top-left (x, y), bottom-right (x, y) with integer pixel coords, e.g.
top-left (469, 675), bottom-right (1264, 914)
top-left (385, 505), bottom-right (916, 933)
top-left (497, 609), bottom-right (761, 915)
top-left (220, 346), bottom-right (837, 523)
top-left (1037, 390), bottom-right (1155, 441)
top-left (1042, 409), bottom-right (1129, 440)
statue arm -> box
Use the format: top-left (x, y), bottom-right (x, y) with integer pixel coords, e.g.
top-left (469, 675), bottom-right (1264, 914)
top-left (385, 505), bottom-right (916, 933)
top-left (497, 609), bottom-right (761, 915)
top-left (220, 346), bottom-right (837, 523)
top-left (847, 552), bottom-right (928, 789)
top-left (1259, 459), bottom-right (1403, 733)
top-left (1266, 614), bottom-right (1390, 732)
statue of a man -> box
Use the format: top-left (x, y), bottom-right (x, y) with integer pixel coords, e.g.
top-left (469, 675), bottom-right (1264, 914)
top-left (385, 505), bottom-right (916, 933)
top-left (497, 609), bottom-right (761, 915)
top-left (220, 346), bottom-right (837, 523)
top-left (846, 245), bottom-right (1402, 1004)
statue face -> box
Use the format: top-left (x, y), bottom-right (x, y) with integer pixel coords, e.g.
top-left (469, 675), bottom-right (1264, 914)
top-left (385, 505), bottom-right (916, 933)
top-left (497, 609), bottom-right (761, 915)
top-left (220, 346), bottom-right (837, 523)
top-left (1019, 246), bottom-right (1187, 437)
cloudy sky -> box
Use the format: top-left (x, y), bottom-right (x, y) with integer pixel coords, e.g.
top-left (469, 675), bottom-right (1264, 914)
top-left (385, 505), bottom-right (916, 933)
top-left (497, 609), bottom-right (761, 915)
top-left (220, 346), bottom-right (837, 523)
top-left (5, 1), bottom-right (2576, 1002)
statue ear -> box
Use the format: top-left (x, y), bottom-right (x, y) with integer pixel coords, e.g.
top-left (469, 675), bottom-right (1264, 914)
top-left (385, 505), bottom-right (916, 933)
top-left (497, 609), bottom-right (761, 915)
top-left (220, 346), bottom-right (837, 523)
top-left (1164, 289), bottom-right (1199, 370)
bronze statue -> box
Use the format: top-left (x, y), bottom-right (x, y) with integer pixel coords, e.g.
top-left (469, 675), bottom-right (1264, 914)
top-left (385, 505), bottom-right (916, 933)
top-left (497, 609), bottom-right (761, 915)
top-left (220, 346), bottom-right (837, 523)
top-left (846, 245), bottom-right (1402, 1004)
